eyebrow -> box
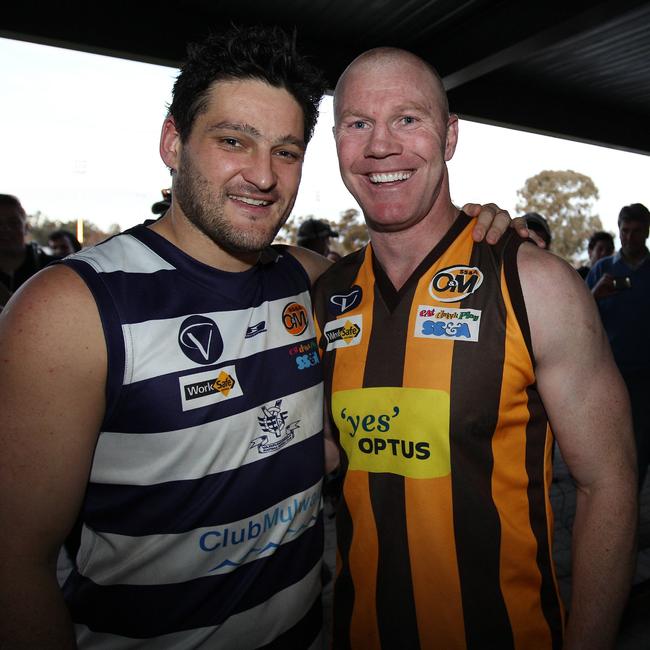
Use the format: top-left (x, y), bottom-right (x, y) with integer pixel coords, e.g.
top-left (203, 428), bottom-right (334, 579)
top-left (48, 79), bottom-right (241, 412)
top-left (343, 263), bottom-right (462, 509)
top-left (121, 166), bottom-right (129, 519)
top-left (207, 122), bottom-right (306, 151)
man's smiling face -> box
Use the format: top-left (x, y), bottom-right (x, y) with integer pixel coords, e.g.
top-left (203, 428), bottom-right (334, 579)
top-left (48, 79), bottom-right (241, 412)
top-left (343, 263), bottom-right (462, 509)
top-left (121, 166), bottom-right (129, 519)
top-left (334, 51), bottom-right (457, 234)
top-left (169, 78), bottom-right (306, 255)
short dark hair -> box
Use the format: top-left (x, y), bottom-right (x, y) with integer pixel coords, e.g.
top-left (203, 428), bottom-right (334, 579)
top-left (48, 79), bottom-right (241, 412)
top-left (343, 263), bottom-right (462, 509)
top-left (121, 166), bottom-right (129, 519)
top-left (618, 203), bottom-right (650, 227)
top-left (0, 194), bottom-right (26, 217)
top-left (48, 229), bottom-right (82, 253)
top-left (587, 231), bottom-right (614, 253)
top-left (168, 25), bottom-right (327, 144)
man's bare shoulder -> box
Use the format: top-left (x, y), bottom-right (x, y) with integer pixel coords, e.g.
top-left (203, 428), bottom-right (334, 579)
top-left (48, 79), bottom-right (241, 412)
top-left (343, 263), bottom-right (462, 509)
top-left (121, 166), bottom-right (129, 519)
top-left (0, 264), bottom-right (105, 369)
top-left (517, 242), bottom-right (590, 305)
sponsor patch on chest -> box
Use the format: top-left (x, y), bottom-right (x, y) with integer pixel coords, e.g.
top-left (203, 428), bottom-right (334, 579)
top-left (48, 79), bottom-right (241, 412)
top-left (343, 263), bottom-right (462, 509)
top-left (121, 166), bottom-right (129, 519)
top-left (179, 365), bottom-right (243, 411)
top-left (323, 314), bottom-right (362, 350)
top-left (414, 305), bottom-right (481, 342)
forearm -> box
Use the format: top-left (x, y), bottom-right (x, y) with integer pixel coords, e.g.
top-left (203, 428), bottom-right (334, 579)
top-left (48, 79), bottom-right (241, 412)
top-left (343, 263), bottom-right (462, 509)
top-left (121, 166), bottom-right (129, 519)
top-left (0, 561), bottom-right (77, 649)
top-left (564, 481), bottom-right (637, 649)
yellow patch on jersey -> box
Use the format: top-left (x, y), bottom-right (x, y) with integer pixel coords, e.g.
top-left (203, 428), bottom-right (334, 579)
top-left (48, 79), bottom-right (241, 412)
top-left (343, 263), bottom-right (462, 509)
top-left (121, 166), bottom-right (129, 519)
top-left (332, 387), bottom-right (451, 479)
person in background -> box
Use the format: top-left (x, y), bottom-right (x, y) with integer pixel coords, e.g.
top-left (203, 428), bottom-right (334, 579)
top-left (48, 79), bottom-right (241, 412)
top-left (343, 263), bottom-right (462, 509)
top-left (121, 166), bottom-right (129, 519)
top-left (297, 217), bottom-right (339, 257)
top-left (313, 47), bottom-right (636, 650)
top-left (523, 211), bottom-right (552, 249)
top-left (48, 229), bottom-right (82, 257)
top-left (0, 193), bottom-right (54, 306)
top-left (577, 230), bottom-right (615, 279)
top-left (587, 203), bottom-right (650, 489)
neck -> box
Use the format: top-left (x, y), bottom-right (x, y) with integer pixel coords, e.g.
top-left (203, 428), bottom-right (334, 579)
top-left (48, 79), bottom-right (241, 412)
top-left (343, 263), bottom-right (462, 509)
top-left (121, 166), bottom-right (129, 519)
top-left (150, 206), bottom-right (259, 272)
top-left (622, 247), bottom-right (648, 268)
top-left (369, 203), bottom-right (459, 290)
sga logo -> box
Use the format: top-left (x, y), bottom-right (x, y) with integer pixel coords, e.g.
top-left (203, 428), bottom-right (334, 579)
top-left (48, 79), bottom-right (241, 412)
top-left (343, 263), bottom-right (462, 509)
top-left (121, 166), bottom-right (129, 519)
top-left (428, 265), bottom-right (483, 303)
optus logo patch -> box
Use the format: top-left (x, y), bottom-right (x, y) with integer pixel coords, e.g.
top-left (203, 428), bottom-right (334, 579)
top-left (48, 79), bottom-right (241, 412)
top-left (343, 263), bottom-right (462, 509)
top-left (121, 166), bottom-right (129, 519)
top-left (428, 265), bottom-right (483, 303)
top-left (282, 302), bottom-right (309, 336)
top-left (332, 386), bottom-right (451, 479)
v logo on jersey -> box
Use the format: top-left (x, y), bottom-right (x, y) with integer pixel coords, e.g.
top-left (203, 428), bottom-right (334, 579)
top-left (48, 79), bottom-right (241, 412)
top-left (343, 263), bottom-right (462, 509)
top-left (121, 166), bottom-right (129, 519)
top-left (330, 286), bottom-right (362, 316)
top-left (178, 315), bottom-right (224, 365)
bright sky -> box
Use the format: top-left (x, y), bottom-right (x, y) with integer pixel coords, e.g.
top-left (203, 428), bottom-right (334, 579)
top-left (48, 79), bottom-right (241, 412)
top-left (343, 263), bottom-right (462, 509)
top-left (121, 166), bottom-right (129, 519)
top-left (2, 36), bottom-right (649, 250)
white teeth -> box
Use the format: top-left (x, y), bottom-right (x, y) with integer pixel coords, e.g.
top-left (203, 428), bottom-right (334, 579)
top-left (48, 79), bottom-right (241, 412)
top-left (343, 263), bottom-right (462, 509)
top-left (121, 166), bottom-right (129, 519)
top-left (229, 195), bottom-right (271, 206)
top-left (369, 171), bottom-right (412, 184)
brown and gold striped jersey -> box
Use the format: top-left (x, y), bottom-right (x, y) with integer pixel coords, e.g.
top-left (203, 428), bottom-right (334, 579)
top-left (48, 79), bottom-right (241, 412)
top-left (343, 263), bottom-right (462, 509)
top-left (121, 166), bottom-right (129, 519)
top-left (313, 213), bottom-right (564, 650)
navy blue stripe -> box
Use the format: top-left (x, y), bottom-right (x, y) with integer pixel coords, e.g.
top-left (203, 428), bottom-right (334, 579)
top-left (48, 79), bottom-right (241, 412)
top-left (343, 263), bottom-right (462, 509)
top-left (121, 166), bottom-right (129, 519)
top-left (107, 340), bottom-right (322, 433)
top-left (60, 258), bottom-right (125, 427)
top-left (84, 433), bottom-right (324, 534)
top-left (64, 518), bottom-right (323, 638)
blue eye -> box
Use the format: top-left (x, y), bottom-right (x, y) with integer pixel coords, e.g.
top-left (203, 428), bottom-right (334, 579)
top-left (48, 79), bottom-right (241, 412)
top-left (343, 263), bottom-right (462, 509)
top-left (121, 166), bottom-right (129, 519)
top-left (352, 121), bottom-right (367, 129)
top-left (401, 116), bottom-right (416, 125)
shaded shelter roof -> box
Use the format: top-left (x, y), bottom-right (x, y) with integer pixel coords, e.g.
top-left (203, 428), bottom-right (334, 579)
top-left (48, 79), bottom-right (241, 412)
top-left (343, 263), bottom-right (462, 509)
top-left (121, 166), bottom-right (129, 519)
top-left (2, 0), bottom-right (650, 153)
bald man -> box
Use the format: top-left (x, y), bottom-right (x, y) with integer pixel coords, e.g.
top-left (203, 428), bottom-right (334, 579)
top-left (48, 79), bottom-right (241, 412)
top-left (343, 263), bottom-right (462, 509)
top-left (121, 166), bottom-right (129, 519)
top-left (313, 48), bottom-right (637, 650)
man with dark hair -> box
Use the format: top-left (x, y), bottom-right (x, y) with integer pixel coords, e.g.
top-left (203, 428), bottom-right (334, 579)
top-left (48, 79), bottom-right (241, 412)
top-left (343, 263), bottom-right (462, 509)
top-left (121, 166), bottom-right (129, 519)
top-left (313, 48), bottom-right (636, 649)
top-left (0, 194), bottom-right (54, 304)
top-left (0, 26), bottom-right (331, 649)
top-left (588, 203), bottom-right (650, 488)
top-left (1, 27), bottom-right (519, 648)
top-left (48, 229), bottom-right (82, 257)
top-left (577, 230), bottom-right (615, 279)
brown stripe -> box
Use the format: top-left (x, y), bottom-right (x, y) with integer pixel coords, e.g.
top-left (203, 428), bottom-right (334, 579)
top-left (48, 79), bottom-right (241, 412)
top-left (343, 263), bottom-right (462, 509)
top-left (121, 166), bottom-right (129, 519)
top-left (363, 277), bottom-right (421, 649)
top-left (449, 237), bottom-right (514, 649)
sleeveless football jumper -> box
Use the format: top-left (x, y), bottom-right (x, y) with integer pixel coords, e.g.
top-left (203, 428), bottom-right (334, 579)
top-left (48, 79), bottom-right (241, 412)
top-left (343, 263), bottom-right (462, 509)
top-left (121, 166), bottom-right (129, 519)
top-left (313, 213), bottom-right (564, 650)
top-left (59, 224), bottom-right (324, 649)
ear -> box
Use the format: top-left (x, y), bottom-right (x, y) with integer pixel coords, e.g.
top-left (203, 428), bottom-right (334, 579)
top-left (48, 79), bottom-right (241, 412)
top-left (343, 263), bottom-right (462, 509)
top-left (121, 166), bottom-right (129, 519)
top-left (444, 113), bottom-right (459, 162)
top-left (160, 116), bottom-right (182, 171)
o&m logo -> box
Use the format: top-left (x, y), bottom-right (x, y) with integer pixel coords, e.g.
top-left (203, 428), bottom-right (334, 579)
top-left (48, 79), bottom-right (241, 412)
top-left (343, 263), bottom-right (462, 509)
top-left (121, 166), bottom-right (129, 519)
top-left (428, 265), bottom-right (483, 303)
top-left (282, 302), bottom-right (309, 336)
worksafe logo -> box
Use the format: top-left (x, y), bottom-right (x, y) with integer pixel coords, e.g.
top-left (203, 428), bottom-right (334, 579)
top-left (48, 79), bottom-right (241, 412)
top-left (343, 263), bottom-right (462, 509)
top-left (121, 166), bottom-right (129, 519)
top-left (323, 315), bottom-right (362, 351)
top-left (414, 305), bottom-right (481, 342)
top-left (428, 266), bottom-right (483, 303)
top-left (282, 302), bottom-right (309, 336)
top-left (329, 286), bottom-right (362, 316)
top-left (179, 365), bottom-right (243, 411)
top-left (249, 400), bottom-right (300, 454)
top-left (178, 315), bottom-right (223, 365)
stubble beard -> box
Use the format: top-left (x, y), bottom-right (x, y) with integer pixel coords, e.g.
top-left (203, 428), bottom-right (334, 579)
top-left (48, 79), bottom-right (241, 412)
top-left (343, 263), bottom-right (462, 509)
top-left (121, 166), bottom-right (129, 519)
top-left (174, 151), bottom-right (291, 255)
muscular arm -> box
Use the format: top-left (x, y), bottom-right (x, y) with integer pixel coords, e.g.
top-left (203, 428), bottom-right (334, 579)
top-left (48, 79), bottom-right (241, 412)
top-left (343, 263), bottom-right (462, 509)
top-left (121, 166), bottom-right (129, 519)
top-left (0, 266), bottom-right (107, 649)
top-left (518, 245), bottom-right (637, 649)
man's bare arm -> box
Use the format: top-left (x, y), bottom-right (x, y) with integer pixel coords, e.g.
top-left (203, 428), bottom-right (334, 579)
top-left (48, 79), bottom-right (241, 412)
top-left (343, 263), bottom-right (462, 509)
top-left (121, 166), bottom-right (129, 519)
top-left (0, 266), bottom-right (107, 649)
top-left (519, 245), bottom-right (637, 650)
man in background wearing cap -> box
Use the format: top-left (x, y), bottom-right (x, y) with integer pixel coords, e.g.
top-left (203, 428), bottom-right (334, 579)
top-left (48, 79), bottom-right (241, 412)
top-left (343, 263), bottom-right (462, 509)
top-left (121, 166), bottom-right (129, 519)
top-left (524, 212), bottom-right (552, 249)
top-left (297, 217), bottom-right (339, 257)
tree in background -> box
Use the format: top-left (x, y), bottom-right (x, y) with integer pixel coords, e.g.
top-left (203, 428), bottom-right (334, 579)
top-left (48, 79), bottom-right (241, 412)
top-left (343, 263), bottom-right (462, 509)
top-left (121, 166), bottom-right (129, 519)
top-left (279, 209), bottom-right (369, 255)
top-left (27, 211), bottom-right (120, 249)
top-left (516, 170), bottom-right (603, 263)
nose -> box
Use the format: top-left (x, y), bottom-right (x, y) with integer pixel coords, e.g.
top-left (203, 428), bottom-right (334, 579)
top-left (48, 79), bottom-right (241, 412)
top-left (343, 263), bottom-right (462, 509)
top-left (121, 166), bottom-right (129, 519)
top-left (242, 149), bottom-right (277, 191)
top-left (364, 123), bottom-right (402, 158)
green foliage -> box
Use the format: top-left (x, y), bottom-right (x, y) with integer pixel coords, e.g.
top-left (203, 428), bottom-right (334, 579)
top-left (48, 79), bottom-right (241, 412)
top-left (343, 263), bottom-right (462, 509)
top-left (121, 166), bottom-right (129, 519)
top-left (516, 170), bottom-right (603, 263)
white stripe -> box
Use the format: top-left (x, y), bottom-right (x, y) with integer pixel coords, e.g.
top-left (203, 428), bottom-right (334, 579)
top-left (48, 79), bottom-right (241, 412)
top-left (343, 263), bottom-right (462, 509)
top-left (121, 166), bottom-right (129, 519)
top-left (75, 562), bottom-right (323, 649)
top-left (77, 479), bottom-right (322, 585)
top-left (71, 234), bottom-right (175, 274)
top-left (91, 383), bottom-right (323, 485)
top-left (125, 290), bottom-right (315, 385)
